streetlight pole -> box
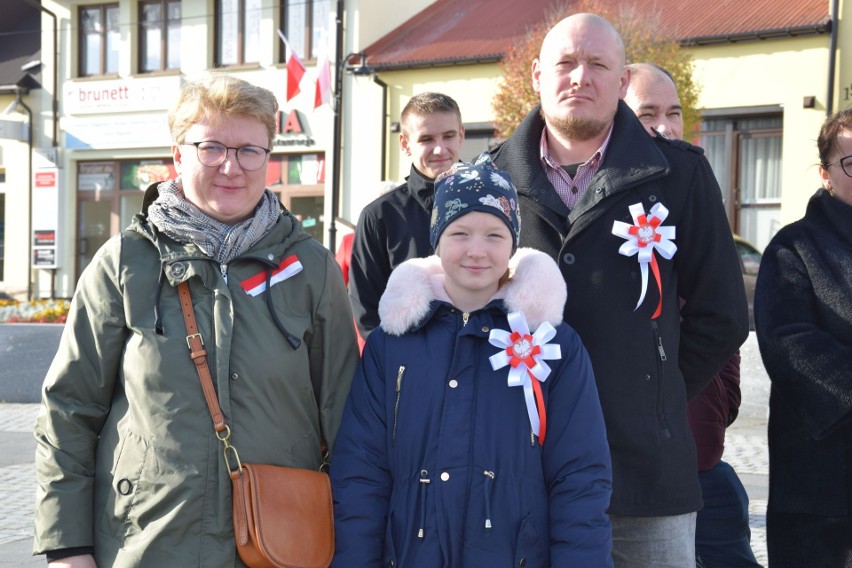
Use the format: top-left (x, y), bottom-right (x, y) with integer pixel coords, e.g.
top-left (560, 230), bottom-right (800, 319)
top-left (328, 0), bottom-right (345, 251)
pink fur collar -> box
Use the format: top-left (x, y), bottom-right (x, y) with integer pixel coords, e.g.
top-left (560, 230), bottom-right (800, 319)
top-left (378, 248), bottom-right (567, 336)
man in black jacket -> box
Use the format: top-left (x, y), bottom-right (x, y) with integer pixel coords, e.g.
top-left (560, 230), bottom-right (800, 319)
top-left (348, 92), bottom-right (464, 337)
top-left (490, 13), bottom-right (749, 566)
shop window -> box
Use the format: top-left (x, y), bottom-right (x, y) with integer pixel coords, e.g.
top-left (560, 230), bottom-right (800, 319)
top-left (280, 0), bottom-right (330, 61)
top-left (76, 159), bottom-right (175, 280)
top-left (139, 0), bottom-right (182, 73)
top-left (216, 0), bottom-right (262, 66)
top-left (79, 4), bottom-right (120, 77)
top-left (267, 153), bottom-right (325, 242)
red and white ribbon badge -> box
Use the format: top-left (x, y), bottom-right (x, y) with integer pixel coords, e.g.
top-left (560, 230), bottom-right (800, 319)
top-left (488, 312), bottom-right (561, 444)
top-left (611, 202), bottom-right (677, 319)
top-left (241, 255), bottom-right (303, 297)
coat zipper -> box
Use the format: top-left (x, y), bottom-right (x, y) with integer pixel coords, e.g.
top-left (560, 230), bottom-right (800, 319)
top-left (462, 312), bottom-right (470, 326)
top-left (220, 263), bottom-right (228, 284)
top-left (392, 365), bottom-right (406, 446)
top-left (417, 469), bottom-right (430, 538)
top-left (483, 470), bottom-right (495, 529)
top-left (650, 320), bottom-right (671, 437)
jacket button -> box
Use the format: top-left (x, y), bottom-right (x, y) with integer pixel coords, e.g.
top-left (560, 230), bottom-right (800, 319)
top-left (449, 379), bottom-right (459, 389)
top-left (440, 472), bottom-right (450, 481)
top-left (649, 194), bottom-right (658, 202)
top-left (481, 326), bottom-right (489, 333)
top-left (267, 253), bottom-right (274, 260)
top-left (117, 478), bottom-right (133, 495)
top-left (231, 372), bottom-right (239, 381)
top-left (562, 252), bottom-right (575, 265)
top-left (644, 374), bottom-right (651, 381)
top-left (519, 559), bottom-right (526, 567)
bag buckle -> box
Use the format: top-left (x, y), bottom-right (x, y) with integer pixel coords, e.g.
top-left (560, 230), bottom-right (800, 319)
top-left (185, 332), bottom-right (204, 350)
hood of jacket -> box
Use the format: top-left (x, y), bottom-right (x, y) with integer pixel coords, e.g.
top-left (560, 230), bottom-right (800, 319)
top-left (378, 247), bottom-right (566, 336)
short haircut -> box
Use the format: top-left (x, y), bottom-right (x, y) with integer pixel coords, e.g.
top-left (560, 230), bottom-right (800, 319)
top-left (400, 92), bottom-right (462, 136)
top-left (818, 108), bottom-right (852, 166)
top-left (169, 73), bottom-right (279, 147)
top-left (626, 62), bottom-right (675, 84)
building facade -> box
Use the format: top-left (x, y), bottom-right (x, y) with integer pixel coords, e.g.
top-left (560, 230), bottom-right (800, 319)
top-left (1, 0), bottom-right (340, 299)
top-left (2, 0), bottom-right (850, 298)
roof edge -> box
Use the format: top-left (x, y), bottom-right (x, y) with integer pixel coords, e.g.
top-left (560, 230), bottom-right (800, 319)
top-left (369, 55), bottom-right (502, 72)
top-left (680, 21), bottom-right (831, 46)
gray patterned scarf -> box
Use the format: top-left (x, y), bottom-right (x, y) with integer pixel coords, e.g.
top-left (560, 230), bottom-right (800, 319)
top-left (147, 179), bottom-right (280, 264)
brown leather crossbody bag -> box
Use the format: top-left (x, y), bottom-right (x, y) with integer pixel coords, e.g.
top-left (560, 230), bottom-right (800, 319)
top-left (177, 281), bottom-right (334, 568)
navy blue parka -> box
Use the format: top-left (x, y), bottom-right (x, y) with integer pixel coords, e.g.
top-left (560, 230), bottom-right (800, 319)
top-left (331, 249), bottom-right (613, 567)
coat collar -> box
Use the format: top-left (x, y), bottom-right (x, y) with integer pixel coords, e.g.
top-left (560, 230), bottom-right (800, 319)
top-left (406, 165), bottom-right (437, 213)
top-left (810, 188), bottom-right (852, 249)
top-left (378, 248), bottom-right (567, 336)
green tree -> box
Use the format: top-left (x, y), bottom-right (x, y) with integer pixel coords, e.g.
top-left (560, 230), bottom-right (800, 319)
top-left (492, 1), bottom-right (700, 140)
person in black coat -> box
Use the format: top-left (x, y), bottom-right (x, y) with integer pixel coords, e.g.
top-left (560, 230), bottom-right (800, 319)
top-left (625, 62), bottom-right (760, 568)
top-left (489, 14), bottom-right (749, 566)
top-left (348, 93), bottom-right (464, 338)
top-left (755, 108), bottom-right (852, 568)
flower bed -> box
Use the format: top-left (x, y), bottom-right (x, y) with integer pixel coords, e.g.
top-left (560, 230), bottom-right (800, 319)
top-left (0, 299), bottom-right (70, 323)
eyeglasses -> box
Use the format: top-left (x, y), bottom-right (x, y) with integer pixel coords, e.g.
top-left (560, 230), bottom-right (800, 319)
top-left (183, 141), bottom-right (270, 171)
top-left (823, 154), bottom-right (852, 178)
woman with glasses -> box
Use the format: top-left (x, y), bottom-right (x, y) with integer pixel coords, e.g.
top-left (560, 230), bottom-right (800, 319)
top-left (33, 74), bottom-right (359, 567)
top-left (754, 108), bottom-right (852, 568)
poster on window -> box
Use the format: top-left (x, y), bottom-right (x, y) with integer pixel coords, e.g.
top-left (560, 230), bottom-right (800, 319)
top-left (79, 162), bottom-right (117, 191)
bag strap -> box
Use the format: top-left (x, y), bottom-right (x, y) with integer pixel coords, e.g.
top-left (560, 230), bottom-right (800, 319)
top-left (177, 281), bottom-right (242, 477)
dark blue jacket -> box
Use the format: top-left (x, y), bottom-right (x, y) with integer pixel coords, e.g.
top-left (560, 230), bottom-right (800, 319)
top-left (331, 250), bottom-right (613, 567)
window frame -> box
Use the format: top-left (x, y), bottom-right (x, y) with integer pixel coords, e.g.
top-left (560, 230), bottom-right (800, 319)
top-left (279, 0), bottom-right (331, 63)
top-left (78, 3), bottom-right (120, 78)
top-left (138, 0), bottom-right (182, 73)
top-left (215, 0), bottom-right (262, 67)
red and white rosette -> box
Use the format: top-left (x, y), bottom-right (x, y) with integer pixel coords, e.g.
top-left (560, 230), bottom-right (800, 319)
top-left (611, 202), bottom-right (677, 319)
top-left (488, 312), bottom-right (561, 443)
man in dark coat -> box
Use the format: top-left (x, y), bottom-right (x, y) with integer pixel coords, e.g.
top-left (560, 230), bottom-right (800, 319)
top-left (625, 62), bottom-right (760, 567)
top-left (489, 13), bottom-right (749, 566)
top-left (348, 92), bottom-right (464, 338)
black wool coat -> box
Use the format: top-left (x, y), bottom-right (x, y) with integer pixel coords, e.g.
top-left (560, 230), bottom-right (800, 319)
top-left (755, 189), bottom-right (852, 517)
top-left (491, 102), bottom-right (749, 516)
top-left (348, 166), bottom-right (435, 338)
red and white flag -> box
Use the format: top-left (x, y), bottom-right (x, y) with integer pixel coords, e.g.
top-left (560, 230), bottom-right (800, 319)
top-left (278, 30), bottom-right (306, 102)
top-left (241, 255), bottom-right (303, 297)
top-left (314, 38), bottom-right (332, 109)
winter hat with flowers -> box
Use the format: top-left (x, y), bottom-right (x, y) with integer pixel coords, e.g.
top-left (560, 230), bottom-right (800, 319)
top-left (430, 157), bottom-right (521, 253)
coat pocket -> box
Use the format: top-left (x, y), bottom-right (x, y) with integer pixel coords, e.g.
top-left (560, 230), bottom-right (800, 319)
top-left (99, 429), bottom-right (151, 540)
top-left (514, 512), bottom-right (547, 567)
top-left (383, 510), bottom-right (398, 567)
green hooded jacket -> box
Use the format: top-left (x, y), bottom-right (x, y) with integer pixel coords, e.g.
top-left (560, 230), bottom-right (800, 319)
top-left (33, 183), bottom-right (359, 567)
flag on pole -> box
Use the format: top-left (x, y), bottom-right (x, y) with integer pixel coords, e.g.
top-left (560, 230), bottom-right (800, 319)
top-left (314, 44), bottom-right (332, 109)
top-left (278, 30), bottom-right (306, 102)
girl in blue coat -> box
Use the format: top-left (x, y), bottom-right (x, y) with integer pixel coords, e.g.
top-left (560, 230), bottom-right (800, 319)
top-left (331, 161), bottom-right (613, 567)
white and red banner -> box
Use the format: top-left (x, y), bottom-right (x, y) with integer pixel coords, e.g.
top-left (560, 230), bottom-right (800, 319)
top-left (241, 255), bottom-right (303, 297)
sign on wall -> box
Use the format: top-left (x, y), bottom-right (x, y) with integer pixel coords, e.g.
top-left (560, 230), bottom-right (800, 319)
top-left (32, 168), bottom-right (60, 269)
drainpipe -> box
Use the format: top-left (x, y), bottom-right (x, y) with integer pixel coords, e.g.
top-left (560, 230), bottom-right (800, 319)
top-left (826, 0), bottom-right (839, 116)
top-left (373, 74), bottom-right (388, 180)
top-left (23, 0), bottom-right (58, 148)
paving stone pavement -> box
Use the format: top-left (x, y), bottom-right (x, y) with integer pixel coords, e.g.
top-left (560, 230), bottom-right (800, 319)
top-left (0, 335), bottom-right (772, 566)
